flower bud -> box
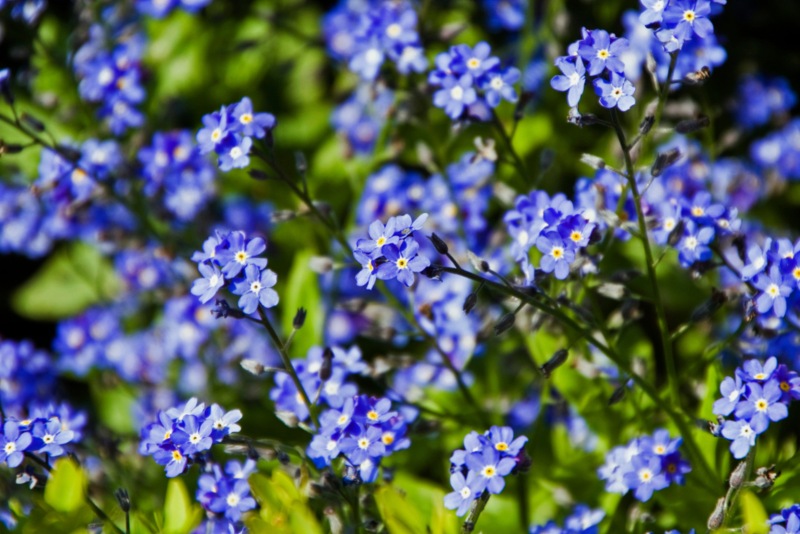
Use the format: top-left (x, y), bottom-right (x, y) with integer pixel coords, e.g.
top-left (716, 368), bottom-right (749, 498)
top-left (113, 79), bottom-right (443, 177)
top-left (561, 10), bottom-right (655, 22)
top-left (20, 113), bottom-right (45, 132)
top-left (319, 347), bottom-right (334, 381)
top-left (753, 465), bottom-right (780, 489)
top-left (115, 488), bottom-right (131, 513)
top-left (608, 384), bottom-right (627, 406)
top-left (651, 148), bottom-right (681, 177)
top-left (294, 151), bottom-right (307, 175)
top-left (667, 219), bottom-right (686, 248)
top-left (675, 115), bottom-right (710, 134)
top-left (729, 460), bottom-right (747, 489)
top-left (706, 497), bottom-right (726, 530)
top-left (639, 114), bottom-right (655, 135)
top-left (690, 288), bottom-right (727, 322)
top-left (541, 349), bottom-right (568, 378)
top-left (249, 169), bottom-right (269, 180)
top-left (293, 307), bottom-right (307, 330)
top-left (241, 359), bottom-right (266, 376)
top-left (493, 312), bottom-right (516, 336)
top-left (430, 233), bottom-right (449, 255)
top-left (0, 68), bottom-right (13, 104)
top-left (463, 292), bottom-right (478, 314)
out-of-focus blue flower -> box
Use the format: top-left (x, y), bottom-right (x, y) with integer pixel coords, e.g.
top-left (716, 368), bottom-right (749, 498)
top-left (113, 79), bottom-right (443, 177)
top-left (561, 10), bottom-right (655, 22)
top-left (550, 57), bottom-right (586, 108)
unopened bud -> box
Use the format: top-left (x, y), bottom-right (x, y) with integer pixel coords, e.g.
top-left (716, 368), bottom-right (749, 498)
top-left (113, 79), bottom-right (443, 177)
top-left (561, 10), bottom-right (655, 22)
top-left (608, 384), bottom-right (627, 406)
top-left (115, 488), bottom-right (131, 513)
top-left (430, 233), bottom-right (449, 255)
top-left (0, 68), bottom-right (13, 104)
top-left (580, 153), bottom-right (606, 170)
top-left (651, 148), bottom-right (681, 177)
top-left (320, 347), bottom-right (334, 381)
top-left (675, 115), bottom-right (710, 134)
top-left (308, 256), bottom-right (333, 274)
top-left (667, 219), bottom-right (686, 247)
top-left (493, 313), bottom-right (516, 336)
top-left (241, 359), bottom-right (266, 376)
top-left (0, 141), bottom-right (24, 155)
top-left (639, 115), bottom-right (655, 135)
top-left (422, 265), bottom-right (443, 279)
top-left (271, 210), bottom-right (297, 223)
top-left (277, 450), bottom-right (291, 465)
top-left (753, 465), bottom-right (780, 489)
top-left (463, 292), bottom-right (478, 314)
top-left (706, 497), bottom-right (726, 530)
top-left (293, 307), bottom-right (307, 329)
top-left (729, 461), bottom-right (747, 489)
top-left (480, 260), bottom-right (490, 273)
top-left (541, 349), bottom-right (568, 378)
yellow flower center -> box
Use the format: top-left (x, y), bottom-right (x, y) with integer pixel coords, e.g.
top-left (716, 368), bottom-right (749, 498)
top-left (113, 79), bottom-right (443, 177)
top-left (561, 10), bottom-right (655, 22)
top-left (396, 258), bottom-right (408, 269)
top-left (495, 442), bottom-right (509, 452)
top-left (240, 113), bottom-right (253, 124)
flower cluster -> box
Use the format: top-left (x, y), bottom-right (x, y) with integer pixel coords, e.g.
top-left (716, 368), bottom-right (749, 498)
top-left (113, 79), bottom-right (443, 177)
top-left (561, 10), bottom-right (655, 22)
top-left (270, 346), bottom-right (366, 423)
top-left (429, 42), bottom-right (521, 119)
top-left (504, 190), bottom-right (598, 282)
top-left (352, 213), bottom-right (430, 289)
top-left (769, 505), bottom-right (800, 534)
top-left (322, 0), bottom-right (427, 80)
top-left (195, 460), bottom-right (258, 531)
top-left (308, 394), bottom-right (409, 483)
top-left (0, 0), bottom-right (46, 24)
top-left (331, 83), bottom-right (394, 155)
top-left (135, 0), bottom-right (211, 18)
top-left (713, 357), bottom-right (799, 459)
top-left (139, 398), bottom-right (242, 477)
top-left (482, 0), bottom-right (525, 32)
top-left (735, 75), bottom-right (797, 129)
top-left (751, 119), bottom-right (800, 182)
top-left (643, 0), bottom-right (717, 53)
top-left (528, 504), bottom-right (605, 534)
top-left (191, 230), bottom-right (279, 315)
top-left (196, 97), bottom-right (276, 172)
top-left (445, 427), bottom-right (528, 516)
top-left (74, 22), bottom-right (146, 135)
top-left (551, 29), bottom-right (634, 111)
top-left (138, 130), bottom-right (216, 221)
top-left (598, 429), bottom-right (690, 502)
top-left (733, 237), bottom-right (800, 319)
top-left (0, 404), bottom-right (84, 468)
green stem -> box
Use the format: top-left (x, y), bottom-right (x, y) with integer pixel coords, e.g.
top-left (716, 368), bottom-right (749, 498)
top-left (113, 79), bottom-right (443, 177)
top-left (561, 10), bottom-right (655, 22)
top-left (610, 109), bottom-right (681, 410)
top-left (490, 109), bottom-right (529, 189)
top-left (462, 492), bottom-right (490, 534)
top-left (437, 264), bottom-right (719, 493)
top-left (256, 308), bottom-right (320, 429)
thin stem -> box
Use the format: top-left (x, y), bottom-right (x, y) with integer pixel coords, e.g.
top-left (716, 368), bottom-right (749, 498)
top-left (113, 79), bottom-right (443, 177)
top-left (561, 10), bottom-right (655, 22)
top-left (490, 109), bottom-right (529, 189)
top-left (256, 307), bottom-right (320, 429)
top-left (462, 492), bottom-right (490, 534)
top-left (610, 108), bottom-right (681, 410)
top-left (436, 264), bottom-right (719, 492)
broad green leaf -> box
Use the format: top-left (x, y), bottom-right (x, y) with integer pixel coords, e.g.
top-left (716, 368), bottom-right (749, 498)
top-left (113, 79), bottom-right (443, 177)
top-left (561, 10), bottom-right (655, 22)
top-left (12, 242), bottom-right (119, 320)
top-left (375, 485), bottom-right (428, 534)
top-left (91, 383), bottom-right (137, 435)
top-left (248, 471), bottom-right (320, 534)
top-left (163, 478), bottom-right (201, 534)
top-left (740, 490), bottom-right (769, 534)
top-left (44, 458), bottom-right (88, 513)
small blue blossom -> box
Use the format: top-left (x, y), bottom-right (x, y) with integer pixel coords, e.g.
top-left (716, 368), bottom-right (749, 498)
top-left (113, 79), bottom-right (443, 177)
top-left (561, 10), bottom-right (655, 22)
top-left (578, 29), bottom-right (629, 76)
top-left (550, 57), bottom-right (586, 108)
top-left (0, 421), bottom-right (32, 468)
top-left (593, 73), bottom-right (636, 111)
top-left (191, 262), bottom-right (225, 304)
top-left (231, 264), bottom-right (279, 314)
top-left (444, 471), bottom-right (481, 516)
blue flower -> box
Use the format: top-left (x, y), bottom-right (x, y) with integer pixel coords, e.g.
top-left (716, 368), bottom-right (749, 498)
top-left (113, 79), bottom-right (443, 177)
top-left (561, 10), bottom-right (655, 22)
top-left (622, 454), bottom-right (668, 502)
top-left (676, 221), bottom-right (714, 267)
top-left (0, 421), bottom-right (32, 468)
top-left (339, 425), bottom-right (386, 465)
top-left (536, 232), bottom-right (575, 280)
top-left (32, 418), bottom-right (74, 457)
top-left (433, 74), bottom-right (478, 119)
top-left (231, 264), bottom-right (279, 314)
top-left (481, 67), bottom-right (521, 107)
top-left (593, 72), bottom-right (636, 111)
top-left (444, 471), bottom-right (481, 516)
top-left (734, 380), bottom-right (788, 433)
top-left (206, 477), bottom-right (257, 522)
top-left (196, 106), bottom-right (234, 155)
top-left (753, 266), bottom-right (792, 318)
top-left (354, 249), bottom-right (378, 290)
top-left (216, 231), bottom-right (267, 278)
top-left (451, 42), bottom-right (500, 80)
top-left (191, 262), bottom-right (225, 304)
top-left (230, 97), bottom-right (276, 139)
top-left (578, 30), bottom-right (629, 76)
top-left (218, 135), bottom-right (252, 172)
top-left (550, 57), bottom-right (586, 108)
top-left (171, 415), bottom-right (214, 454)
top-left (640, 0), bottom-right (667, 25)
top-left (465, 447), bottom-right (517, 494)
top-left (663, 0), bottom-right (714, 42)
top-left (376, 239), bottom-right (430, 287)
top-left (721, 419), bottom-right (759, 459)
top-left (712, 375), bottom-right (745, 416)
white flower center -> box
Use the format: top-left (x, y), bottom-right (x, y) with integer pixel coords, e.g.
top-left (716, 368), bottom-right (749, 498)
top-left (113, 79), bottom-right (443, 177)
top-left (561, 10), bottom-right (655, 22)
top-left (230, 146), bottom-right (243, 159)
top-left (385, 23), bottom-right (402, 39)
top-left (450, 86), bottom-right (464, 101)
top-left (490, 77), bottom-right (504, 90)
top-left (226, 493), bottom-right (240, 507)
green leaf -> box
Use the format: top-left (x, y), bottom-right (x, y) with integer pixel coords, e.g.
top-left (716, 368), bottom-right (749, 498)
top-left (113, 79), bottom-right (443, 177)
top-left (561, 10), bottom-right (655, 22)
top-left (248, 471), bottom-right (320, 534)
top-left (44, 458), bottom-right (88, 513)
top-left (91, 383), bottom-right (137, 435)
top-left (740, 490), bottom-right (769, 534)
top-left (163, 478), bottom-right (201, 534)
top-left (375, 485), bottom-right (428, 534)
top-left (280, 249), bottom-right (323, 356)
top-left (12, 242), bottom-right (119, 320)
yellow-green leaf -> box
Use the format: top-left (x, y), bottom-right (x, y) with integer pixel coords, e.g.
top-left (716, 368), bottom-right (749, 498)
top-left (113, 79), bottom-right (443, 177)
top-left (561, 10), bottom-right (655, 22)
top-left (741, 490), bottom-right (769, 534)
top-left (163, 478), bottom-right (202, 534)
top-left (44, 458), bottom-right (88, 513)
top-left (375, 485), bottom-right (427, 534)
